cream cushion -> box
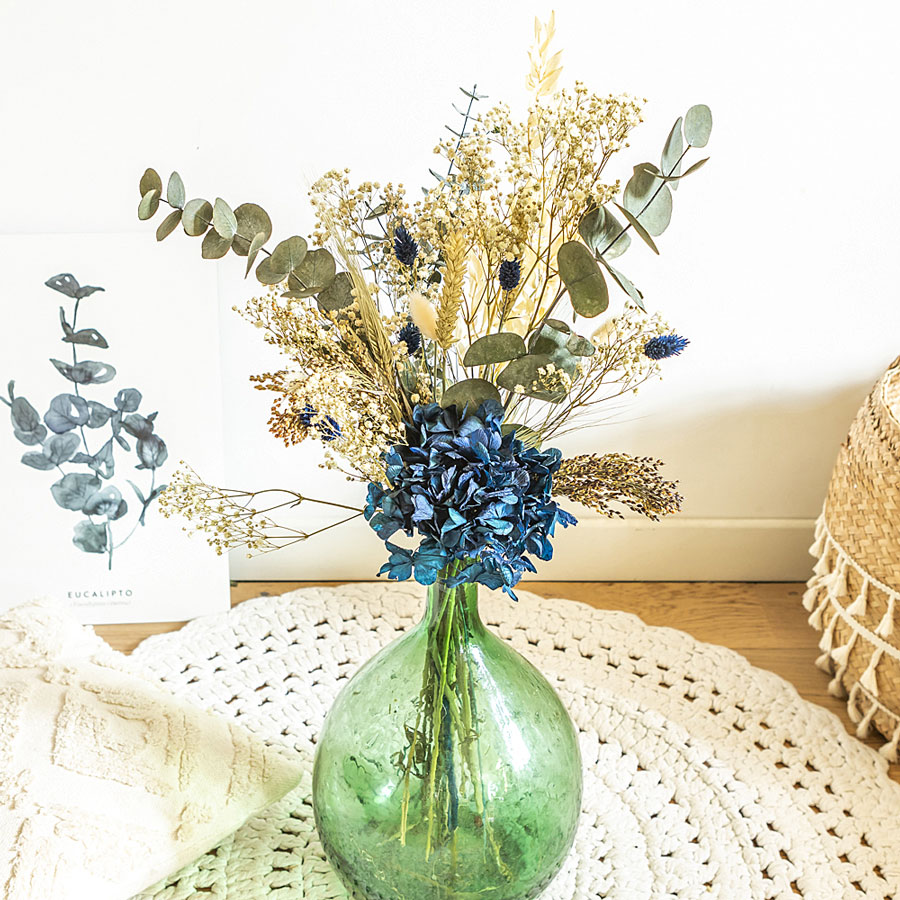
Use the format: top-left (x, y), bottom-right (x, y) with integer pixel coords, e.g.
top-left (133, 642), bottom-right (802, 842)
top-left (0, 600), bottom-right (303, 900)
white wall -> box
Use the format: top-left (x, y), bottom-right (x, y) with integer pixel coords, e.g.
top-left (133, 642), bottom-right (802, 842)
top-left (2, 0), bottom-right (898, 580)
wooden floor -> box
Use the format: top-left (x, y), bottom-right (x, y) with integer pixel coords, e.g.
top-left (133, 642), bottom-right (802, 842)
top-left (96, 581), bottom-right (899, 783)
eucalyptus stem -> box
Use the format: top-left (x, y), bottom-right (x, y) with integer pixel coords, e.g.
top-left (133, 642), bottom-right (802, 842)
top-left (425, 590), bottom-right (456, 859)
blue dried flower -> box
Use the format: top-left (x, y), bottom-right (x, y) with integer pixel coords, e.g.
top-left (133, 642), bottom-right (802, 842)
top-left (397, 322), bottom-right (422, 354)
top-left (643, 334), bottom-right (690, 360)
top-left (393, 225), bottom-right (418, 267)
top-left (364, 401), bottom-right (576, 598)
top-left (298, 404), bottom-right (341, 442)
top-left (498, 258), bottom-right (521, 291)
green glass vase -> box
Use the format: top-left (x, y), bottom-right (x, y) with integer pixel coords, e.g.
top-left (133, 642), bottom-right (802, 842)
top-left (312, 571), bottom-right (583, 900)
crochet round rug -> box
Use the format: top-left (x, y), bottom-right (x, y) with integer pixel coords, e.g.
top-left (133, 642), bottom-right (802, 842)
top-left (128, 583), bottom-right (900, 900)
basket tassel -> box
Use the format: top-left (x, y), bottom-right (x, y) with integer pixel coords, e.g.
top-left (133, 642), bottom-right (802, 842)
top-left (828, 631), bottom-right (858, 697)
top-left (847, 683), bottom-right (862, 723)
top-left (879, 720), bottom-right (900, 763)
top-left (815, 650), bottom-right (834, 673)
top-left (808, 517), bottom-right (827, 557)
top-left (802, 576), bottom-right (825, 612)
top-left (817, 609), bottom-right (841, 653)
top-left (807, 589), bottom-right (832, 630)
top-left (856, 700), bottom-right (878, 740)
top-left (875, 593), bottom-right (896, 638)
top-left (830, 559), bottom-right (849, 599)
top-left (813, 550), bottom-right (832, 578)
top-left (859, 648), bottom-right (884, 697)
top-left (845, 578), bottom-right (869, 617)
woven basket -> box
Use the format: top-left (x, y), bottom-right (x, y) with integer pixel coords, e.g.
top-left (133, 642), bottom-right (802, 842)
top-left (804, 355), bottom-right (900, 761)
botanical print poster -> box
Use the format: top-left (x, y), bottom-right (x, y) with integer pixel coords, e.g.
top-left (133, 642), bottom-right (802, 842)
top-left (0, 234), bottom-right (229, 624)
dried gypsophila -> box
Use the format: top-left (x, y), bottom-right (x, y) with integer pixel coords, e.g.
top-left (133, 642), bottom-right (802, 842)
top-left (158, 464), bottom-right (364, 556)
top-left (254, 368), bottom-right (401, 483)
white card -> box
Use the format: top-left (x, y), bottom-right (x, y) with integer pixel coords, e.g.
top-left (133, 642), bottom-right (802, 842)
top-left (0, 234), bottom-right (229, 624)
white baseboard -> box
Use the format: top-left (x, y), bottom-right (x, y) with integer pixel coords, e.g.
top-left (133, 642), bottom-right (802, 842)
top-left (229, 517), bottom-right (818, 582)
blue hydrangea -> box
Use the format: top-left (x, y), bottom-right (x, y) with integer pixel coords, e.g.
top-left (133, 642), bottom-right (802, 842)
top-left (298, 404), bottom-right (341, 442)
top-left (498, 258), bottom-right (521, 291)
top-left (364, 401), bottom-right (576, 597)
top-left (393, 225), bottom-right (418, 267)
top-left (397, 322), bottom-right (422, 354)
top-left (643, 334), bottom-right (689, 360)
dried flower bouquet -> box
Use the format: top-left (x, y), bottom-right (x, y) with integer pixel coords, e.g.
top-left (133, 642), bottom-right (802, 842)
top-left (138, 17), bottom-right (709, 596)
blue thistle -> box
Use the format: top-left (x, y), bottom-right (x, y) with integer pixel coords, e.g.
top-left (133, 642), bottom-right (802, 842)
top-left (643, 334), bottom-right (690, 360)
top-left (393, 225), bottom-right (418, 267)
top-left (297, 404), bottom-right (341, 442)
top-left (498, 258), bottom-right (521, 291)
top-left (397, 322), bottom-right (422, 354)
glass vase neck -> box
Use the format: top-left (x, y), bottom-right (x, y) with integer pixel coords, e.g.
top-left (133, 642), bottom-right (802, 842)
top-left (423, 572), bottom-right (482, 632)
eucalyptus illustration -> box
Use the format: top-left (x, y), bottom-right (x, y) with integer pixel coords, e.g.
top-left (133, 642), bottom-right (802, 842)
top-left (2, 273), bottom-right (168, 569)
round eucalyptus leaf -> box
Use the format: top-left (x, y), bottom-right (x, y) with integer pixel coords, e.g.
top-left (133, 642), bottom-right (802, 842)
top-left (202, 228), bottom-right (232, 259)
top-left (529, 322), bottom-right (568, 356)
top-left (439, 378), bottom-right (502, 412)
top-left (566, 333), bottom-right (596, 357)
top-left (136, 435), bottom-right (168, 470)
top-left (500, 423), bottom-right (542, 449)
top-left (138, 189), bottom-right (160, 221)
top-left (281, 287), bottom-right (319, 299)
top-left (44, 274), bottom-right (81, 298)
top-left (182, 199), bottom-right (213, 237)
top-left (83, 485), bottom-right (124, 518)
top-left (139, 168), bottom-right (162, 197)
top-left (661, 117), bottom-right (684, 191)
top-left (62, 325), bottom-right (107, 348)
top-left (87, 401), bottom-right (114, 428)
top-left (51, 472), bottom-right (101, 511)
top-left (291, 248), bottom-right (335, 293)
top-left (578, 205), bottom-right (631, 259)
top-left (212, 197), bottom-right (238, 240)
top-left (12, 395), bottom-right (46, 443)
top-left (317, 272), bottom-right (355, 312)
top-left (254, 256), bottom-right (284, 285)
top-left (20, 452), bottom-right (56, 470)
top-left (50, 359), bottom-right (116, 385)
top-left (121, 412), bottom-right (154, 439)
top-left (623, 165), bottom-right (673, 237)
top-left (12, 424), bottom-right (46, 446)
top-left (548, 346), bottom-right (580, 378)
top-left (463, 332), bottom-right (527, 367)
top-left (545, 318), bottom-right (571, 334)
top-left (166, 171), bottom-right (186, 208)
top-left (73, 520), bottom-right (107, 554)
top-left (45, 432), bottom-right (82, 465)
top-left (557, 241), bottom-right (609, 318)
top-left (156, 209), bottom-right (182, 242)
top-left (269, 236), bottom-right (310, 276)
top-left (11, 396), bottom-right (40, 433)
top-left (114, 388), bottom-right (142, 412)
top-left (684, 104), bottom-right (713, 148)
top-left (232, 203), bottom-right (273, 256)
top-left (497, 354), bottom-right (565, 402)
top-left (44, 393), bottom-right (90, 433)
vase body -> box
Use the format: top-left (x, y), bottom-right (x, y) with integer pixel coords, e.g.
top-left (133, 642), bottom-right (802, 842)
top-left (312, 575), bottom-right (582, 900)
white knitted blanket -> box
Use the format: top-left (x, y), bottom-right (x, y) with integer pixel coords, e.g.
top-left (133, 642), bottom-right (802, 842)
top-left (129, 583), bottom-right (900, 899)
